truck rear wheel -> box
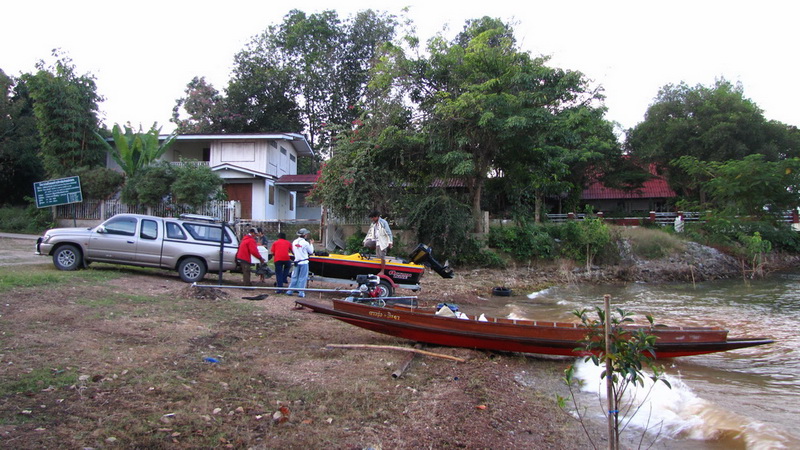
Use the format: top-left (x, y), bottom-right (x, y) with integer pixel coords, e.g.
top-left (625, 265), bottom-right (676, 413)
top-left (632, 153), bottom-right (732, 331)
top-left (178, 257), bottom-right (206, 283)
top-left (53, 244), bottom-right (81, 271)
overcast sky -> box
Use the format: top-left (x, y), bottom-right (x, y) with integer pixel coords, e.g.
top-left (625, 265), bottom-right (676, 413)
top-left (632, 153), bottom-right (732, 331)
top-left (3, 0), bottom-right (798, 137)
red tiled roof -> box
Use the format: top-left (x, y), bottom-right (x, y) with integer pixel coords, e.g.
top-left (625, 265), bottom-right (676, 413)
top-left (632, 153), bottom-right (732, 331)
top-left (582, 176), bottom-right (676, 200)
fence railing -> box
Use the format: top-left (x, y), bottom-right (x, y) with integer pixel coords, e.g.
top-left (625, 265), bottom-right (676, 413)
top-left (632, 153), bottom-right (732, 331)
top-left (54, 200), bottom-right (800, 233)
top-left (55, 200), bottom-right (234, 222)
top-left (545, 210), bottom-right (797, 226)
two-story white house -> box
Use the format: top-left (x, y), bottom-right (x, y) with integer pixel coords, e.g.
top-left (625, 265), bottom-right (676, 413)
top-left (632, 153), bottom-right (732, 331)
top-left (106, 133), bottom-right (316, 221)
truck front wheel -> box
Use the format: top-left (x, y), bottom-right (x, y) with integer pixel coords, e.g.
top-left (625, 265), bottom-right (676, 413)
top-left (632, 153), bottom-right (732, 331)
top-left (178, 257), bottom-right (207, 283)
top-left (53, 245), bottom-right (82, 271)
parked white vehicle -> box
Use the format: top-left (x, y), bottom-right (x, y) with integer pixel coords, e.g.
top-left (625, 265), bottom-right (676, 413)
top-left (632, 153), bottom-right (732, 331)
top-left (35, 214), bottom-right (239, 282)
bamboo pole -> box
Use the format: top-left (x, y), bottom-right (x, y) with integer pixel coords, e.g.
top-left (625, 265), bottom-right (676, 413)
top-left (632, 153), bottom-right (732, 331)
top-left (604, 294), bottom-right (617, 450)
top-left (392, 343), bottom-right (424, 378)
top-left (325, 344), bottom-right (465, 362)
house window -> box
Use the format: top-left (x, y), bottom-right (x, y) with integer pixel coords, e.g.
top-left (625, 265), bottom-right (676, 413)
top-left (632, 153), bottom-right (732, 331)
top-left (290, 154), bottom-right (296, 162)
top-left (202, 148), bottom-right (210, 162)
top-left (289, 193), bottom-right (294, 211)
top-left (270, 141), bottom-right (277, 148)
top-left (269, 185), bottom-right (275, 205)
top-left (280, 147), bottom-right (287, 155)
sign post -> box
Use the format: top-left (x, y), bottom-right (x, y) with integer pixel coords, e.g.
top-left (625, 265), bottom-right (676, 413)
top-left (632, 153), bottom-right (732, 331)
top-left (33, 176), bottom-right (83, 226)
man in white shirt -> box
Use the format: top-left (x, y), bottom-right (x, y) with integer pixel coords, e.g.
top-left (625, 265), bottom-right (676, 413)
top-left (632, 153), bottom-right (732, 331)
top-left (285, 228), bottom-right (314, 298)
top-left (363, 210), bottom-right (393, 275)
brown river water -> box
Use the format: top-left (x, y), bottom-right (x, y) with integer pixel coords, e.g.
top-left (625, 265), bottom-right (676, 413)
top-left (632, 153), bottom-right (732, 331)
top-left (476, 274), bottom-right (800, 449)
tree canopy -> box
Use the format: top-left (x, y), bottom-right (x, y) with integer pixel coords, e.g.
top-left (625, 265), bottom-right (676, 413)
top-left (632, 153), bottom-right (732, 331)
top-left (0, 69), bottom-right (44, 204)
top-left (366, 17), bottom-right (620, 230)
top-left (626, 79), bottom-right (800, 200)
top-left (674, 154), bottom-right (800, 218)
top-left (171, 9), bottom-right (398, 162)
top-left (21, 50), bottom-right (105, 177)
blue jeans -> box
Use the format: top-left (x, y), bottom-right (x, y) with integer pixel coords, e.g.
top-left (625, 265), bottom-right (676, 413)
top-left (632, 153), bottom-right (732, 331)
top-left (274, 260), bottom-right (292, 289)
top-left (287, 263), bottom-right (309, 297)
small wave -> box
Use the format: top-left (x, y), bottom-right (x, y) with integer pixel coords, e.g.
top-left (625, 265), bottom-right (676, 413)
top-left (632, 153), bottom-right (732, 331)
top-left (572, 359), bottom-right (799, 449)
top-left (503, 303), bottom-right (532, 321)
top-left (527, 287), bottom-right (552, 299)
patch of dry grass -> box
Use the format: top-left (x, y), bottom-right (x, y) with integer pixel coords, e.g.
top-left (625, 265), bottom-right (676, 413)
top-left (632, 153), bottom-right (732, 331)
top-left (617, 226), bottom-right (687, 260)
top-left (0, 258), bottom-right (588, 449)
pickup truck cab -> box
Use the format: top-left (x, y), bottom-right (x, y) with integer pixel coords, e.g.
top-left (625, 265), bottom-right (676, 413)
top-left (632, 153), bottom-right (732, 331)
top-left (36, 213), bottom-right (239, 282)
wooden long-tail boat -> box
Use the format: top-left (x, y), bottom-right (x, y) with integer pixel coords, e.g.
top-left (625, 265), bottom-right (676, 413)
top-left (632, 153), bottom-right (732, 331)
top-left (294, 298), bottom-right (774, 358)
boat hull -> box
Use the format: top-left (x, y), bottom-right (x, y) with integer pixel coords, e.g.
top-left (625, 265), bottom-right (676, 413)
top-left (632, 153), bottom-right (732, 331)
top-left (295, 299), bottom-right (774, 358)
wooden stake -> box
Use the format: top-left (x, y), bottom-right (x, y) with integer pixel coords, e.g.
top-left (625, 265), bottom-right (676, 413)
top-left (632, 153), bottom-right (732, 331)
top-left (326, 343), bottom-right (465, 362)
top-left (392, 343), bottom-right (424, 378)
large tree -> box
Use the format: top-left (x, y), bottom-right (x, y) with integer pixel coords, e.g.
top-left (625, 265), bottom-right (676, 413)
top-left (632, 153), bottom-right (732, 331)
top-left (674, 154), bottom-right (800, 218)
top-left (171, 77), bottom-right (226, 133)
top-left (626, 79), bottom-right (800, 200)
top-left (173, 9), bottom-right (397, 159)
top-left (275, 9), bottom-right (397, 154)
top-left (309, 97), bottom-right (423, 219)
top-left (21, 50), bottom-right (105, 177)
top-left (0, 69), bottom-right (45, 204)
top-left (374, 17), bottom-right (617, 230)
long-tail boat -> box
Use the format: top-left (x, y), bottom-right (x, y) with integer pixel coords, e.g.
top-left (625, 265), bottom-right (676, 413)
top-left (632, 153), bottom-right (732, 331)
top-left (294, 298), bottom-right (774, 358)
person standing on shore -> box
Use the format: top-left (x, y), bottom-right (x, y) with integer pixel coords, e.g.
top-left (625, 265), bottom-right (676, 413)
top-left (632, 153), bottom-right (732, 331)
top-left (269, 232), bottom-right (293, 293)
top-left (236, 228), bottom-right (265, 286)
top-left (363, 210), bottom-right (393, 275)
top-left (285, 228), bottom-right (314, 298)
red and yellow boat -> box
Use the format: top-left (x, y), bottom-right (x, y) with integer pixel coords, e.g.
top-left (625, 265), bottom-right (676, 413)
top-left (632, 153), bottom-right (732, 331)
top-left (308, 244), bottom-right (453, 297)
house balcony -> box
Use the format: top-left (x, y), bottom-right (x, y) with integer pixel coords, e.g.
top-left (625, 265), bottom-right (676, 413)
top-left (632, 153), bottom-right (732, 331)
top-left (169, 161), bottom-right (210, 168)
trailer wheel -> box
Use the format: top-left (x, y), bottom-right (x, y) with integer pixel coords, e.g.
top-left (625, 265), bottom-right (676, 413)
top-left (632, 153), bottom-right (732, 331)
top-left (376, 279), bottom-right (394, 298)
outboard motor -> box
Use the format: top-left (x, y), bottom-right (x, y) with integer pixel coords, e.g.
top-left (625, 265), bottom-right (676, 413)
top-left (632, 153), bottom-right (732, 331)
top-left (408, 244), bottom-right (454, 278)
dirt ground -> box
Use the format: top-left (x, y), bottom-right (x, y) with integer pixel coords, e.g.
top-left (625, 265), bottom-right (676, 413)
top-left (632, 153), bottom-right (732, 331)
top-left (3, 235), bottom-right (791, 449)
top-left (0, 237), bottom-right (606, 449)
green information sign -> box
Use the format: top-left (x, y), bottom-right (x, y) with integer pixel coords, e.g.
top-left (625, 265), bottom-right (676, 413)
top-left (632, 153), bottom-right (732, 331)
top-left (34, 176), bottom-right (83, 208)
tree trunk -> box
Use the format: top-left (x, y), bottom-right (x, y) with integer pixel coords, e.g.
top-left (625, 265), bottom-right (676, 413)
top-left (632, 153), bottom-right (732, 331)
top-left (534, 189), bottom-right (543, 223)
top-left (470, 179), bottom-right (484, 233)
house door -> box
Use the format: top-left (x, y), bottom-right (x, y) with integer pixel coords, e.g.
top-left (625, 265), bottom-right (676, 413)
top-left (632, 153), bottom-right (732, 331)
top-left (225, 183), bottom-right (252, 219)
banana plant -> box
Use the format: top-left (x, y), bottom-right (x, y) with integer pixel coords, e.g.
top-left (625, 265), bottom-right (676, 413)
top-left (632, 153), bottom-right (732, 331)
top-left (96, 123), bottom-right (177, 177)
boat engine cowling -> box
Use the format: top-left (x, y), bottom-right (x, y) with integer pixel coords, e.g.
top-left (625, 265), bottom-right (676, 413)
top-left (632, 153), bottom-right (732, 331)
top-left (408, 244), bottom-right (455, 278)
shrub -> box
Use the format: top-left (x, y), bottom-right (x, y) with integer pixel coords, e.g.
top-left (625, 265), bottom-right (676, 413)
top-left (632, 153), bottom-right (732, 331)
top-left (70, 166), bottom-right (125, 200)
top-left (487, 224), bottom-right (555, 260)
top-left (452, 236), bottom-right (506, 268)
top-left (0, 203), bottom-right (54, 234)
top-left (404, 194), bottom-right (475, 262)
top-left (694, 215), bottom-right (800, 254)
top-left (345, 231), bottom-right (367, 254)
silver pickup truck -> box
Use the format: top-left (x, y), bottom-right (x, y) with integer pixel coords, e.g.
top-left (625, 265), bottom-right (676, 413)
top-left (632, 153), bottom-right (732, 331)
top-left (35, 213), bottom-right (239, 282)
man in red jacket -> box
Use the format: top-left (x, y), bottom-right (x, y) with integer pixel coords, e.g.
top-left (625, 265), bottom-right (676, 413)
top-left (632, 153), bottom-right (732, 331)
top-left (269, 232), bottom-right (293, 293)
top-left (236, 228), bottom-right (265, 286)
